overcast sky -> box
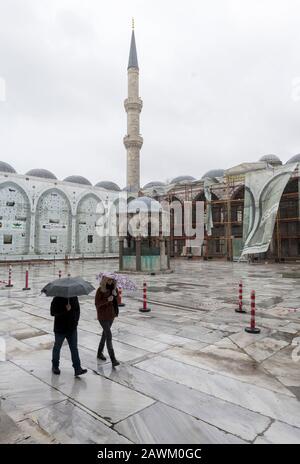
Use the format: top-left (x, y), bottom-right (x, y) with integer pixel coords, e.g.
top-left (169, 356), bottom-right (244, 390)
top-left (0, 0), bottom-right (300, 187)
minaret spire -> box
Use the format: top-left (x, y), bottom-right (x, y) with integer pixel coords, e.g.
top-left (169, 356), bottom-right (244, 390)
top-left (123, 21), bottom-right (143, 192)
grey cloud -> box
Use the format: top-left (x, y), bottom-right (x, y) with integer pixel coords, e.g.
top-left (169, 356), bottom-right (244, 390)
top-left (0, 0), bottom-right (300, 187)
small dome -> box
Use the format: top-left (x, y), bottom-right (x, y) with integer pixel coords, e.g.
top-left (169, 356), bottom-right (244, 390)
top-left (122, 185), bottom-right (137, 192)
top-left (286, 154), bottom-right (300, 164)
top-left (64, 175), bottom-right (92, 186)
top-left (26, 168), bottom-right (57, 179)
top-left (95, 181), bottom-right (120, 191)
top-left (259, 154), bottom-right (282, 166)
top-left (143, 181), bottom-right (166, 189)
top-left (0, 161), bottom-right (17, 174)
top-left (170, 175), bottom-right (196, 184)
top-left (128, 196), bottom-right (161, 213)
top-left (201, 169), bottom-right (224, 179)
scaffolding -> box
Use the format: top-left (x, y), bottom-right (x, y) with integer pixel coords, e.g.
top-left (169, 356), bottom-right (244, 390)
top-left (157, 166), bottom-right (300, 262)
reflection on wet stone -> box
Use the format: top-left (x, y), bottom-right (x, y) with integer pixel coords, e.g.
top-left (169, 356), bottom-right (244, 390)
top-left (1, 259), bottom-right (300, 443)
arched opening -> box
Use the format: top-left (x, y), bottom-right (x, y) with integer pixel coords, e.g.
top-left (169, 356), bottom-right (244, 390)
top-left (0, 182), bottom-right (30, 255)
top-left (273, 177), bottom-right (299, 260)
top-left (35, 188), bottom-right (71, 255)
top-left (230, 185), bottom-right (245, 259)
top-left (168, 195), bottom-right (184, 257)
top-left (76, 194), bottom-right (105, 255)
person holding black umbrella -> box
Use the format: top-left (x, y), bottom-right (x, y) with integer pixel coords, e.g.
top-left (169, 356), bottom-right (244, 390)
top-left (42, 276), bottom-right (94, 377)
top-left (50, 296), bottom-right (87, 377)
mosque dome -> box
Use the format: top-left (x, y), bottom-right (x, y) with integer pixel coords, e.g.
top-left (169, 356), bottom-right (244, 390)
top-left (26, 168), bottom-right (57, 179)
top-left (95, 181), bottom-right (120, 191)
top-left (170, 175), bottom-right (196, 184)
top-left (122, 186), bottom-right (137, 192)
top-left (0, 161), bottom-right (17, 174)
top-left (128, 196), bottom-right (161, 213)
top-left (286, 154), bottom-right (300, 164)
top-left (143, 181), bottom-right (166, 189)
top-left (201, 169), bottom-right (225, 179)
top-left (64, 175), bottom-right (92, 186)
top-left (259, 154), bottom-right (282, 166)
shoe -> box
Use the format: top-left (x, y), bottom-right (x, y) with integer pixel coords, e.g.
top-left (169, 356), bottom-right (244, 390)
top-left (109, 349), bottom-right (120, 367)
top-left (97, 353), bottom-right (106, 361)
top-left (74, 368), bottom-right (87, 377)
top-left (52, 367), bottom-right (61, 375)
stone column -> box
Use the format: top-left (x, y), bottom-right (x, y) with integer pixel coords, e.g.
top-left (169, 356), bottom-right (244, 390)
top-left (29, 211), bottom-right (35, 255)
top-left (136, 237), bottom-right (141, 271)
top-left (119, 238), bottom-right (124, 271)
top-left (71, 215), bottom-right (76, 256)
top-left (160, 237), bottom-right (166, 270)
top-left (166, 238), bottom-right (171, 269)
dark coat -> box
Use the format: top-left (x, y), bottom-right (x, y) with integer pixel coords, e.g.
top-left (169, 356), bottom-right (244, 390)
top-left (95, 288), bottom-right (119, 321)
top-left (50, 296), bottom-right (80, 334)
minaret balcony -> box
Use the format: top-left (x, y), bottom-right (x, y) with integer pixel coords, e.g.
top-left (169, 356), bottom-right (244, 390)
top-left (123, 134), bottom-right (143, 149)
top-left (124, 98), bottom-right (143, 112)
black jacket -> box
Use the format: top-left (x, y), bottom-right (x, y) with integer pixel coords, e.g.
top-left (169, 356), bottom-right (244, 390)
top-left (50, 296), bottom-right (80, 334)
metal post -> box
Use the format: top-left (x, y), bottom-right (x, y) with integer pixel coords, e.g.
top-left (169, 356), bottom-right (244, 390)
top-left (139, 281), bottom-right (151, 312)
top-left (245, 290), bottom-right (261, 334)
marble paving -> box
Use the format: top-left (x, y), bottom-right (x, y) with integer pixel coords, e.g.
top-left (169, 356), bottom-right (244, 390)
top-left (0, 258), bottom-right (300, 444)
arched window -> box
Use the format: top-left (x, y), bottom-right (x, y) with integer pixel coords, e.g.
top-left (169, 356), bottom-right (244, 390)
top-left (0, 182), bottom-right (30, 255)
top-left (76, 194), bottom-right (105, 254)
top-left (35, 189), bottom-right (71, 255)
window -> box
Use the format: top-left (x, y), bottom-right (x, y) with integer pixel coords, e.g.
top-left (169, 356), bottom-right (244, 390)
top-left (6, 201), bottom-right (15, 207)
top-left (88, 235), bottom-right (93, 243)
top-left (50, 236), bottom-right (57, 244)
top-left (49, 219), bottom-right (59, 224)
top-left (237, 208), bottom-right (243, 222)
top-left (220, 208), bottom-right (225, 223)
top-left (4, 235), bottom-right (12, 245)
top-left (216, 239), bottom-right (225, 254)
top-left (15, 216), bottom-right (27, 222)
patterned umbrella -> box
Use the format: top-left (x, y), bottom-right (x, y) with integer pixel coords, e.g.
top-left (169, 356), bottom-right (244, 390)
top-left (97, 272), bottom-right (137, 291)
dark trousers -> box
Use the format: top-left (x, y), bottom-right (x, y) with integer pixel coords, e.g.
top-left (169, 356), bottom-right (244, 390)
top-left (97, 320), bottom-right (115, 358)
top-left (52, 329), bottom-right (81, 371)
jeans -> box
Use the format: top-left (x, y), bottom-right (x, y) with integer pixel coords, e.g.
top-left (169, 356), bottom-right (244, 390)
top-left (97, 320), bottom-right (114, 358)
top-left (52, 329), bottom-right (81, 371)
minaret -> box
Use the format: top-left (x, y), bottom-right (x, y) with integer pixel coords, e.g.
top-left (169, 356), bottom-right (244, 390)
top-left (123, 19), bottom-right (143, 192)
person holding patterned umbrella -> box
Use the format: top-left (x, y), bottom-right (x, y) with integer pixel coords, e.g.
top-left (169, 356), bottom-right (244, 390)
top-left (95, 276), bottom-right (120, 367)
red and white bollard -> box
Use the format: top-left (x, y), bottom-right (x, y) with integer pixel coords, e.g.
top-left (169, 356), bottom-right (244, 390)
top-left (139, 281), bottom-right (151, 313)
top-left (5, 265), bottom-right (13, 288)
top-left (58, 270), bottom-right (62, 279)
top-left (22, 267), bottom-right (31, 291)
top-left (245, 290), bottom-right (261, 334)
top-left (118, 287), bottom-right (125, 307)
top-left (235, 281), bottom-right (246, 313)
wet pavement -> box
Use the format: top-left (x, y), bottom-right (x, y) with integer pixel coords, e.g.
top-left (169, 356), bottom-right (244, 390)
top-left (0, 258), bottom-right (300, 444)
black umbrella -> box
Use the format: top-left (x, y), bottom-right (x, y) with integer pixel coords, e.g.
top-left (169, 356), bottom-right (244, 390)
top-left (42, 276), bottom-right (95, 298)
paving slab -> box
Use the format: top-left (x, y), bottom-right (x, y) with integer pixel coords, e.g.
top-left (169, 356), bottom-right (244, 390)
top-left (115, 402), bottom-right (246, 444)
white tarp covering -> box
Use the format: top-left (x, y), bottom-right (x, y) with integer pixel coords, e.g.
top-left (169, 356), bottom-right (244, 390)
top-left (241, 163), bottom-right (298, 255)
top-left (204, 179), bottom-right (214, 236)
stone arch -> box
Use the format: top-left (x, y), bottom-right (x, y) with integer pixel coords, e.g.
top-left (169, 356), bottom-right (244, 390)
top-left (107, 197), bottom-right (126, 253)
top-left (35, 188), bottom-right (72, 255)
top-left (231, 184), bottom-right (245, 200)
top-left (0, 181), bottom-right (31, 255)
top-left (276, 177), bottom-right (299, 258)
top-left (76, 193), bottom-right (106, 254)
